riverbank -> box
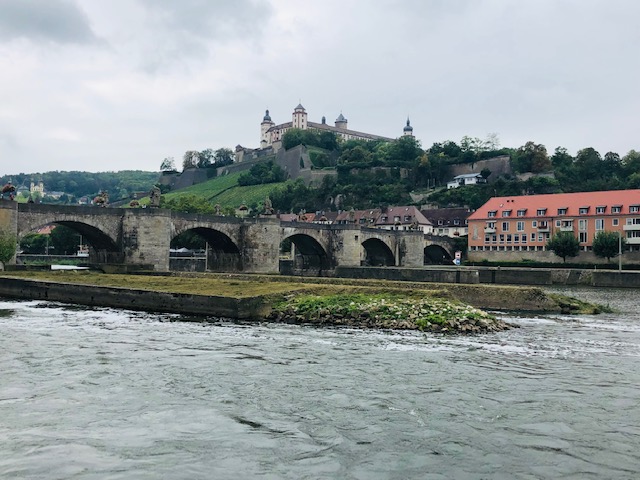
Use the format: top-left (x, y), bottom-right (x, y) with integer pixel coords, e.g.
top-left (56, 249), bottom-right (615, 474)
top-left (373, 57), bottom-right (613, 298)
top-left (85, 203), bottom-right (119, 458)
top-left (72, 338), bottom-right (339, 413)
top-left (0, 271), bottom-right (602, 333)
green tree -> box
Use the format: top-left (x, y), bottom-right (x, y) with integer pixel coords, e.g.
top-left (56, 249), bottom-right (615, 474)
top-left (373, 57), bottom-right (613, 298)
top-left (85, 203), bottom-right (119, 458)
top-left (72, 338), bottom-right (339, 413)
top-left (182, 151), bottom-right (199, 170)
top-left (592, 231), bottom-right (625, 263)
top-left (160, 195), bottom-right (215, 214)
top-left (546, 231), bottom-right (580, 262)
top-left (160, 157), bottom-right (176, 172)
top-left (19, 233), bottom-right (48, 254)
top-left (50, 225), bottom-right (80, 255)
top-left (514, 141), bottom-right (551, 173)
top-left (0, 229), bottom-right (17, 266)
top-left (214, 148), bottom-right (234, 167)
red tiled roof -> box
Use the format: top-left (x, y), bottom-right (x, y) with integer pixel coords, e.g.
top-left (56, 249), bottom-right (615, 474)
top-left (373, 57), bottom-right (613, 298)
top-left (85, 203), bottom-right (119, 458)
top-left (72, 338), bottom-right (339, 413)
top-left (469, 190), bottom-right (640, 220)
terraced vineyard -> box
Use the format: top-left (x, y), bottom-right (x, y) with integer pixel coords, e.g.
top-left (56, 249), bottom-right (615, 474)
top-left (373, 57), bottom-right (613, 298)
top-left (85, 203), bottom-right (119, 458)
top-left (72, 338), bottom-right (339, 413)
top-left (156, 171), bottom-right (290, 210)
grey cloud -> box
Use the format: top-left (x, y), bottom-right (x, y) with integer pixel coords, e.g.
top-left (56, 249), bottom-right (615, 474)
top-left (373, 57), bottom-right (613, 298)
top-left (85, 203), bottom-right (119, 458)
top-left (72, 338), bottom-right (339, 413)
top-left (138, 0), bottom-right (272, 40)
top-left (0, 0), bottom-right (98, 44)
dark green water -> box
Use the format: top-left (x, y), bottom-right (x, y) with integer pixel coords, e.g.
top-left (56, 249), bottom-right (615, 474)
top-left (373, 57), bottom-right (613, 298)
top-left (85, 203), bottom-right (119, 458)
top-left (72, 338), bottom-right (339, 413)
top-left (1, 287), bottom-right (639, 479)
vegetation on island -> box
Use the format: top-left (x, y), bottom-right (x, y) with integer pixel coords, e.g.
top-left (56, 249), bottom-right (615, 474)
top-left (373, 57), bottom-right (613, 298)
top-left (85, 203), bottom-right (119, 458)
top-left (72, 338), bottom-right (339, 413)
top-left (267, 292), bottom-right (511, 333)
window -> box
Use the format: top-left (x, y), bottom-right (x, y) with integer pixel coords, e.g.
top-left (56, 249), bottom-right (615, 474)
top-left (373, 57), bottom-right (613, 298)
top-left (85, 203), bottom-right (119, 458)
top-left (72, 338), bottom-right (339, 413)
top-left (438, 220), bottom-right (443, 225)
top-left (499, 234), bottom-right (505, 243)
top-left (555, 220), bottom-right (561, 227)
top-left (538, 233), bottom-right (544, 242)
top-left (453, 219), bottom-right (460, 225)
top-left (596, 206), bottom-right (606, 214)
top-left (579, 207), bottom-right (589, 215)
top-left (531, 233), bottom-right (536, 242)
top-left (579, 219), bottom-right (587, 231)
top-left (579, 232), bottom-right (588, 243)
top-left (404, 215), bottom-right (411, 222)
top-left (517, 209), bottom-right (527, 217)
top-left (492, 235), bottom-right (497, 243)
top-left (557, 208), bottom-right (568, 215)
top-left (506, 234), bottom-right (512, 243)
top-left (613, 218), bottom-right (619, 226)
top-left (631, 205), bottom-right (640, 213)
top-left (537, 208), bottom-right (547, 216)
top-left (502, 222), bottom-right (510, 232)
top-left (517, 221), bottom-right (525, 231)
top-left (532, 220), bottom-right (538, 228)
top-left (488, 210), bottom-right (497, 218)
top-left (612, 205), bottom-right (622, 213)
top-left (485, 235), bottom-right (490, 243)
top-left (502, 210), bottom-right (512, 217)
top-left (522, 235), bottom-right (527, 244)
top-left (514, 234), bottom-right (519, 243)
top-left (595, 218), bottom-right (604, 231)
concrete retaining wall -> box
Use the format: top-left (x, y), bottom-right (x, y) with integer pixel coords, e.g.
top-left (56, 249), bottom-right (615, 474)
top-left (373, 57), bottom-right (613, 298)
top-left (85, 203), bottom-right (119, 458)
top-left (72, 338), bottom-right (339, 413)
top-left (335, 266), bottom-right (479, 284)
top-left (0, 277), bottom-right (269, 319)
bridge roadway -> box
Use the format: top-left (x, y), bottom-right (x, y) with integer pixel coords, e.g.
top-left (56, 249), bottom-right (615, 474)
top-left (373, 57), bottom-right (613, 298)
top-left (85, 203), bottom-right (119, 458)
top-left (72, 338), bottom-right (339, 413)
top-left (1, 201), bottom-right (455, 273)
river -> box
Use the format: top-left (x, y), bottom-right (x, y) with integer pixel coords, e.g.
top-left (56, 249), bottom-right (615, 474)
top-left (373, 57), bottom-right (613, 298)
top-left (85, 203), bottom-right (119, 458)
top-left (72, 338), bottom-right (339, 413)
top-left (1, 287), bottom-right (639, 479)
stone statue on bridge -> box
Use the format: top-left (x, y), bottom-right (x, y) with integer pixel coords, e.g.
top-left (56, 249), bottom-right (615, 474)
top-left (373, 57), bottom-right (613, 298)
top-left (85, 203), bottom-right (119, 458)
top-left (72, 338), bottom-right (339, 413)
top-left (93, 190), bottom-right (109, 207)
top-left (149, 186), bottom-right (161, 208)
top-left (1, 182), bottom-right (16, 200)
top-left (263, 196), bottom-right (274, 215)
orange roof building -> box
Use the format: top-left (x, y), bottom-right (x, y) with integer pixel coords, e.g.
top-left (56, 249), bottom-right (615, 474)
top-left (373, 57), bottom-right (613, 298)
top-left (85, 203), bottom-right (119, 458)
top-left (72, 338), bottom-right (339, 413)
top-left (467, 189), bottom-right (640, 258)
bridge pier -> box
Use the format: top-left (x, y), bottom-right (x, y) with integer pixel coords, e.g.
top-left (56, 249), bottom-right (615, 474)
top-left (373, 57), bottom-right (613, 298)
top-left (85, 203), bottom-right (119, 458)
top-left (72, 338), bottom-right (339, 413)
top-left (0, 200), bottom-right (18, 266)
top-left (122, 209), bottom-right (172, 271)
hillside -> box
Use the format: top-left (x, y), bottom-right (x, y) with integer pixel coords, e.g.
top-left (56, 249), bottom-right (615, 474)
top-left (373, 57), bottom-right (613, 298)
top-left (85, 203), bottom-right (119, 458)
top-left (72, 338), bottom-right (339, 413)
top-left (158, 172), bottom-right (290, 210)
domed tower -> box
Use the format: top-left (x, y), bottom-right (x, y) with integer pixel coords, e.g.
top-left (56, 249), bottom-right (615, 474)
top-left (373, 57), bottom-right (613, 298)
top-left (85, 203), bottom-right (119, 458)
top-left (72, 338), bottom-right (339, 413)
top-left (260, 109), bottom-right (275, 147)
top-left (292, 103), bottom-right (308, 130)
top-left (403, 117), bottom-right (414, 137)
top-left (335, 112), bottom-right (348, 130)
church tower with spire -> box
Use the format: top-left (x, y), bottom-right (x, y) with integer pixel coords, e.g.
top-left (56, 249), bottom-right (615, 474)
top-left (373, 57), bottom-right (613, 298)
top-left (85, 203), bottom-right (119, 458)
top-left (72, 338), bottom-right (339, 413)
top-left (403, 117), bottom-right (414, 137)
top-left (260, 109), bottom-right (275, 147)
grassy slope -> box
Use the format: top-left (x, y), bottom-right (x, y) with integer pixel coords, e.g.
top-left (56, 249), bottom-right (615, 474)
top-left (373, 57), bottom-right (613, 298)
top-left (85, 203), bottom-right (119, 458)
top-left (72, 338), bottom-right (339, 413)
top-left (159, 172), bottom-right (289, 209)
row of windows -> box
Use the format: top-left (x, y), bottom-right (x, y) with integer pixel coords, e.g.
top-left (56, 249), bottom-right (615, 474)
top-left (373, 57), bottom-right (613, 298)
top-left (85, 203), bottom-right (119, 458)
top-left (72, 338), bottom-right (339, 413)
top-left (485, 233), bottom-right (551, 244)
top-left (485, 217), bottom-right (640, 231)
top-left (484, 230), bottom-right (640, 244)
top-left (487, 205), bottom-right (639, 218)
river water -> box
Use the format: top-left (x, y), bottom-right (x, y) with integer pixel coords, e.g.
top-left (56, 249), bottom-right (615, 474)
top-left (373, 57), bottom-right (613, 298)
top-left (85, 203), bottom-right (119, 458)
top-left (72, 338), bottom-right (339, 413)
top-left (1, 287), bottom-right (639, 479)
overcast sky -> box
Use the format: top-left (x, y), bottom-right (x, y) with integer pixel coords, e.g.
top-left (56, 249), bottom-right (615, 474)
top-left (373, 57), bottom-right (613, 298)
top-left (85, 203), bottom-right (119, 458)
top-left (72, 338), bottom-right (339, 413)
top-left (0, 0), bottom-right (638, 176)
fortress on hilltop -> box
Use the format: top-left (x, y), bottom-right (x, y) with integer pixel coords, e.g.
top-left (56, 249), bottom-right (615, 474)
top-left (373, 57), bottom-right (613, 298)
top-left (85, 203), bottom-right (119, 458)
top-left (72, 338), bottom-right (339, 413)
top-left (259, 103), bottom-right (414, 148)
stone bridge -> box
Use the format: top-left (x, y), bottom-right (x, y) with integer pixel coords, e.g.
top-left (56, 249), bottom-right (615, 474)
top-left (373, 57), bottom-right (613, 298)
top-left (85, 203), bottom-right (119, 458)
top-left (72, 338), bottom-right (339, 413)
top-left (0, 201), bottom-right (451, 274)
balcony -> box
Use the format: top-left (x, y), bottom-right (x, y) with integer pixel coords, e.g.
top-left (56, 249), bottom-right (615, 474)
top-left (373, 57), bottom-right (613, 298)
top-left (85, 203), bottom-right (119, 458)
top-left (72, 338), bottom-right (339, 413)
top-left (560, 226), bottom-right (574, 232)
top-left (537, 224), bottom-right (550, 232)
top-left (484, 227), bottom-right (496, 234)
top-left (623, 223), bottom-right (640, 231)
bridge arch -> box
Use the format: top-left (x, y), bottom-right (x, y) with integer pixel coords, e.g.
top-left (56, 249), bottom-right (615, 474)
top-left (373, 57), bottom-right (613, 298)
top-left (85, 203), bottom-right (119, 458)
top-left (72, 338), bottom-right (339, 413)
top-left (171, 227), bottom-right (241, 271)
top-left (281, 233), bottom-right (331, 274)
top-left (424, 244), bottom-right (453, 265)
top-left (19, 220), bottom-right (121, 262)
top-left (361, 238), bottom-right (395, 266)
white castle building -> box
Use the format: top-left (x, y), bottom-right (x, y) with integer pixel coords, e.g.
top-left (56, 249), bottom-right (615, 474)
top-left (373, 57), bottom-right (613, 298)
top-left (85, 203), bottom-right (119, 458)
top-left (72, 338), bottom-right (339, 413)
top-left (259, 104), bottom-right (414, 148)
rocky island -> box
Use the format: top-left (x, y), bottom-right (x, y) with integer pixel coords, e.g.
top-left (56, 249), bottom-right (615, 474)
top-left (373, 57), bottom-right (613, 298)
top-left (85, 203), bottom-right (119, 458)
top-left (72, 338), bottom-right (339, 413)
top-left (0, 271), bottom-right (603, 334)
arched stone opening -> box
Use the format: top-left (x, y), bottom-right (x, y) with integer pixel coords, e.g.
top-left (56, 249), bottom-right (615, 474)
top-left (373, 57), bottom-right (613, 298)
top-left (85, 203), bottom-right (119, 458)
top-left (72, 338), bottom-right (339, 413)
top-left (171, 227), bottom-right (241, 272)
top-left (280, 233), bottom-right (330, 275)
top-left (18, 221), bottom-right (121, 263)
top-left (424, 245), bottom-right (453, 265)
top-left (362, 238), bottom-right (395, 266)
